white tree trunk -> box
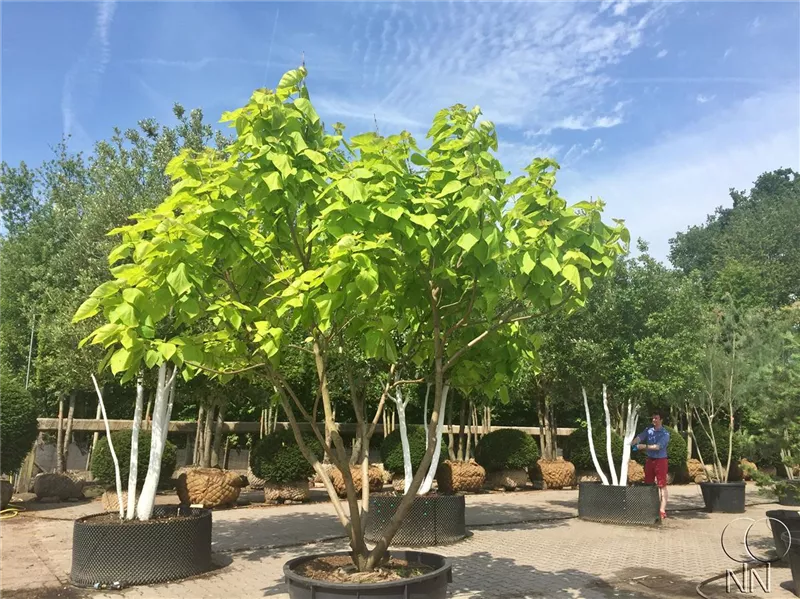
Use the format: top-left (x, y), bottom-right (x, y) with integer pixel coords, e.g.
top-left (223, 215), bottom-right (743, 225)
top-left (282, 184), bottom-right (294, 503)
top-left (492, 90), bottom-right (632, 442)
top-left (392, 387), bottom-right (414, 493)
top-left (91, 375), bottom-right (124, 518)
top-left (126, 372), bottom-right (146, 519)
top-left (601, 384), bottom-right (619, 485)
top-left (423, 384), bottom-right (431, 450)
top-left (136, 364), bottom-right (177, 521)
top-left (619, 398), bottom-right (639, 487)
top-left (419, 384), bottom-right (449, 495)
top-left (582, 387), bottom-right (610, 485)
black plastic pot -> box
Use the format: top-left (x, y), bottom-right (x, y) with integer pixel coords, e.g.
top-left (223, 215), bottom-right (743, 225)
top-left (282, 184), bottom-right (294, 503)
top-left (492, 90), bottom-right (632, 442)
top-left (779, 481), bottom-right (800, 506)
top-left (577, 482), bottom-right (661, 526)
top-left (783, 531), bottom-right (800, 597)
top-left (70, 505), bottom-right (213, 588)
top-left (284, 550), bottom-right (452, 599)
top-left (766, 510), bottom-right (800, 561)
top-left (699, 481), bottom-right (746, 513)
top-left (364, 493), bottom-right (467, 546)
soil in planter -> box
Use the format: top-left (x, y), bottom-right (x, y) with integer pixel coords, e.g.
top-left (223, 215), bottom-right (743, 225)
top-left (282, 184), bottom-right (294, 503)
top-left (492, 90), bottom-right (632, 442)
top-left (294, 555), bottom-right (434, 584)
top-left (76, 510), bottom-right (196, 526)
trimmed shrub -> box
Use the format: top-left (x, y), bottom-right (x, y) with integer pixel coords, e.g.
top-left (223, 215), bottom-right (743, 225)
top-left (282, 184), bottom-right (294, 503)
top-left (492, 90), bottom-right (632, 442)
top-left (250, 427), bottom-right (322, 484)
top-left (380, 425), bottom-right (446, 476)
top-left (562, 424), bottom-right (624, 475)
top-left (692, 423), bottom-right (744, 467)
top-left (0, 377), bottom-right (39, 475)
top-left (475, 428), bottom-right (540, 473)
top-left (91, 430), bottom-right (177, 489)
top-left (631, 426), bottom-right (689, 481)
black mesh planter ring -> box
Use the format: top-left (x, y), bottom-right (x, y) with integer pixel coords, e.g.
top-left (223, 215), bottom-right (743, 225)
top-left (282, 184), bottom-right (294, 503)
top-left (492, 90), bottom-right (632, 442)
top-left (364, 494), bottom-right (467, 546)
top-left (70, 505), bottom-right (213, 588)
top-left (578, 481), bottom-right (661, 526)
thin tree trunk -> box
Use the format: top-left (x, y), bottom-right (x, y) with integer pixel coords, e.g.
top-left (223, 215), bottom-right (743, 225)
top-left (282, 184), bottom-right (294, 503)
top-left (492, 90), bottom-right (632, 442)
top-left (136, 364), bottom-right (177, 520)
top-left (91, 376), bottom-right (124, 518)
top-left (211, 402), bottom-right (227, 467)
top-left (193, 404), bottom-right (205, 465)
top-left (202, 403), bottom-right (215, 468)
top-left (85, 401), bottom-right (102, 470)
top-left (446, 399), bottom-right (456, 461)
top-left (419, 385), bottom-right (449, 494)
top-left (582, 387), bottom-right (610, 485)
top-left (223, 438), bottom-right (230, 469)
top-left (62, 391), bottom-right (76, 468)
top-left (126, 372), bottom-right (145, 519)
top-left (144, 393), bottom-right (153, 424)
top-left (686, 404), bottom-right (693, 460)
top-left (537, 396), bottom-right (548, 458)
top-left (602, 384), bottom-right (619, 485)
top-left (55, 393), bottom-right (65, 473)
top-left (464, 403), bottom-right (473, 460)
top-left (457, 399), bottom-right (467, 461)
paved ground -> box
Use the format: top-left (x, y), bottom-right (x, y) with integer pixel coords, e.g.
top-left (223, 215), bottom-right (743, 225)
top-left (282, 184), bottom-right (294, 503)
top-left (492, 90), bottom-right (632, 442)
top-left (1, 482), bottom-right (796, 599)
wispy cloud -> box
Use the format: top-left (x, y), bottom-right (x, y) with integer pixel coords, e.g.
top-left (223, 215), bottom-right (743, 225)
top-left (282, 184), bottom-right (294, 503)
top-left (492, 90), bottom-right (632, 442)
top-left (312, 2), bottom-right (668, 139)
top-left (563, 138), bottom-right (604, 167)
top-left (62, 0), bottom-right (117, 141)
top-left (656, 49), bottom-right (668, 59)
top-left (749, 16), bottom-right (762, 33)
top-left (526, 99), bottom-right (631, 136)
top-left (696, 93), bottom-right (716, 104)
top-left (723, 47), bottom-right (733, 60)
top-left (560, 88), bottom-right (800, 262)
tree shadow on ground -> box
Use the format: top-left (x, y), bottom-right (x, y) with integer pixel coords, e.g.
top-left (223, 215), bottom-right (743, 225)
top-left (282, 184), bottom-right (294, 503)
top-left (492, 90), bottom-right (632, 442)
top-left (467, 501), bottom-right (576, 529)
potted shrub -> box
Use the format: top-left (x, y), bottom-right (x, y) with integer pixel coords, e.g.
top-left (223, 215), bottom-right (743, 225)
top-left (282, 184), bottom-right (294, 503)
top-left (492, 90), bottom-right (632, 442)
top-left (475, 428), bottom-right (539, 491)
top-left (250, 428), bottom-right (321, 503)
top-left (91, 430), bottom-right (177, 511)
top-left (0, 377), bottom-right (39, 509)
top-left (690, 299), bottom-right (748, 513)
top-left (75, 66), bottom-right (626, 597)
top-left (576, 386), bottom-right (662, 526)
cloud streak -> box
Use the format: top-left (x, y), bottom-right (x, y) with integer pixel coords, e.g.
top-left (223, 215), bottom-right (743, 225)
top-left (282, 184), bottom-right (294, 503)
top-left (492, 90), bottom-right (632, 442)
top-left (62, 0), bottom-right (117, 141)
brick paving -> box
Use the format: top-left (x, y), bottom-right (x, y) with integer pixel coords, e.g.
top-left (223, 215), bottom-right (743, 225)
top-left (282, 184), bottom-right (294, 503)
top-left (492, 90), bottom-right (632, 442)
top-left (1, 483), bottom-right (796, 599)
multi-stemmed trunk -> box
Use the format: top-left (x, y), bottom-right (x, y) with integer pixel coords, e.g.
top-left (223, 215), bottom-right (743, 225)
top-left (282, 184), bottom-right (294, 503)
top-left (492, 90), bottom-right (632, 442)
top-left (126, 372), bottom-right (145, 518)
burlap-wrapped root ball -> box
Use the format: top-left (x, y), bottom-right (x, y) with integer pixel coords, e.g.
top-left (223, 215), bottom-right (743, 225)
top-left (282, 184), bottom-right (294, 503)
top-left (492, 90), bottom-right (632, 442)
top-left (101, 488), bottom-right (129, 512)
top-left (33, 473), bottom-right (84, 501)
top-left (687, 459), bottom-right (707, 483)
top-left (531, 458), bottom-right (577, 489)
top-left (175, 467), bottom-right (245, 508)
top-left (485, 469), bottom-right (529, 491)
top-left (1, 480), bottom-right (14, 510)
top-left (627, 460), bottom-right (645, 484)
top-left (247, 468), bottom-right (266, 490)
top-left (331, 466), bottom-right (383, 498)
top-left (264, 481), bottom-right (310, 503)
top-left (437, 459), bottom-right (486, 493)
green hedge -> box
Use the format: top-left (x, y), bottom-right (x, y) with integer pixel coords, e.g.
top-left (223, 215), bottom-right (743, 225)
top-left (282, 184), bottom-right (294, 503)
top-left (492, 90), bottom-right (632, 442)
top-left (380, 425), bottom-right (446, 476)
top-left (0, 377), bottom-right (39, 475)
top-left (562, 424), bottom-right (624, 474)
top-left (692, 423), bottom-right (744, 466)
top-left (91, 430), bottom-right (177, 489)
top-left (250, 428), bottom-right (323, 484)
top-left (475, 429), bottom-right (540, 473)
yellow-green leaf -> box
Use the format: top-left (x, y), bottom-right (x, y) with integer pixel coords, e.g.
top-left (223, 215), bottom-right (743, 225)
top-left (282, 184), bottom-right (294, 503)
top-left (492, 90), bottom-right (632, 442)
top-left (540, 250), bottom-right (560, 275)
top-left (457, 229), bottom-right (480, 252)
top-left (110, 348), bottom-right (131, 375)
top-left (436, 180), bottom-right (463, 198)
top-left (167, 263), bottom-right (192, 296)
top-left (110, 303), bottom-right (137, 327)
top-left (73, 297), bottom-right (101, 323)
top-left (562, 264), bottom-right (581, 291)
top-left (338, 179), bottom-right (365, 202)
top-left (262, 171), bottom-right (283, 192)
top-left (409, 213), bottom-right (438, 229)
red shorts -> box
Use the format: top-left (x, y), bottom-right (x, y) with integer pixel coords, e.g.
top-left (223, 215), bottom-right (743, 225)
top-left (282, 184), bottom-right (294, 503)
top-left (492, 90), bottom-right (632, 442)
top-left (645, 458), bottom-right (668, 487)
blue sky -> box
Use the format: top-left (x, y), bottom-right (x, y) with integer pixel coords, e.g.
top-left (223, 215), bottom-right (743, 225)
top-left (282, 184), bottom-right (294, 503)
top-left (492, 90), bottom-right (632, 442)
top-left (2, 1), bottom-right (799, 261)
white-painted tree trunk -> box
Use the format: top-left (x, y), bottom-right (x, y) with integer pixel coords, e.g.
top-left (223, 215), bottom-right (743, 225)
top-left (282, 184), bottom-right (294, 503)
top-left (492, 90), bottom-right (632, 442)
top-left (619, 398), bottom-right (640, 487)
top-left (601, 385), bottom-right (619, 485)
top-left (582, 387), bottom-right (610, 485)
top-left (126, 372), bottom-right (146, 519)
top-left (392, 387), bottom-right (414, 493)
top-left (419, 384), bottom-right (449, 495)
top-left (136, 364), bottom-right (177, 521)
top-left (91, 374), bottom-right (124, 518)
top-left (423, 384), bottom-right (431, 451)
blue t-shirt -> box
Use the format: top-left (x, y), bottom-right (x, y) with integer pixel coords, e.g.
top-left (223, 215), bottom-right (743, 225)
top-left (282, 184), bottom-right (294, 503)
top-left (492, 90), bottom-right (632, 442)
top-left (636, 426), bottom-right (670, 459)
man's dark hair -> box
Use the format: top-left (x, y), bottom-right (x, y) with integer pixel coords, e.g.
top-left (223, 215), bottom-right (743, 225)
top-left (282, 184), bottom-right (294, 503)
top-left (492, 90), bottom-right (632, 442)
top-left (651, 409), bottom-right (665, 420)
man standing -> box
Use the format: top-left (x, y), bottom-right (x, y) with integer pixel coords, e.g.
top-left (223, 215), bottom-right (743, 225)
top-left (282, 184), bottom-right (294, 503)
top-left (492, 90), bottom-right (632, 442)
top-left (632, 409), bottom-right (670, 519)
